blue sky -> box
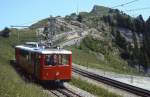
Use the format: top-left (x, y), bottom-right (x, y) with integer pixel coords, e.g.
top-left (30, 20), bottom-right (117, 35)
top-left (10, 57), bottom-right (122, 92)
top-left (0, 0), bottom-right (150, 30)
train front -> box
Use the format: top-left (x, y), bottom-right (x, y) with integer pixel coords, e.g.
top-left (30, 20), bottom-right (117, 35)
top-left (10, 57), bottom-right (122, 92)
top-left (39, 49), bottom-right (72, 82)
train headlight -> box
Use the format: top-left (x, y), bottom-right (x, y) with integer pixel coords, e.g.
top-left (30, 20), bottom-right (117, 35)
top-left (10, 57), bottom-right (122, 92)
top-left (56, 72), bottom-right (59, 76)
top-left (46, 73), bottom-right (49, 76)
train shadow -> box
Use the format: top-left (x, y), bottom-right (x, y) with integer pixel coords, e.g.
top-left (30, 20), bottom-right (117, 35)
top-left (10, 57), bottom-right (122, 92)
top-left (9, 60), bottom-right (65, 90)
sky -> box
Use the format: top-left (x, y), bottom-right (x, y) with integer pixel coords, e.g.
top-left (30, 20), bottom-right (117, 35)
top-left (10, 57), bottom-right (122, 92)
top-left (0, 0), bottom-right (150, 30)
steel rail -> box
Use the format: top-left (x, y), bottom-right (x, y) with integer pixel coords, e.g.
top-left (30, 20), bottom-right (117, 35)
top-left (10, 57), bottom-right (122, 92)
top-left (57, 88), bottom-right (82, 97)
top-left (50, 90), bottom-right (61, 97)
top-left (73, 67), bottom-right (150, 97)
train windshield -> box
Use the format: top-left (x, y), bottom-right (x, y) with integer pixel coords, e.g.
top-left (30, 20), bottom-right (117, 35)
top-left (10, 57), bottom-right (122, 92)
top-left (45, 54), bottom-right (69, 66)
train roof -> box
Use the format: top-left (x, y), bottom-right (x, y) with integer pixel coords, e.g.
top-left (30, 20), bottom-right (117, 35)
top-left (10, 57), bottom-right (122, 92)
top-left (15, 42), bottom-right (72, 54)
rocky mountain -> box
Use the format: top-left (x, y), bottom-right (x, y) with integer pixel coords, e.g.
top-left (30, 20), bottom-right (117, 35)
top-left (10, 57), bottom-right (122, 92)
top-left (29, 5), bottom-right (150, 73)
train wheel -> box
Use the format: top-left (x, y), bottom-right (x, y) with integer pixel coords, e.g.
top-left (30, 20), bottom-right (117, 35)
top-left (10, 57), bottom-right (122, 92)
top-left (57, 80), bottom-right (64, 88)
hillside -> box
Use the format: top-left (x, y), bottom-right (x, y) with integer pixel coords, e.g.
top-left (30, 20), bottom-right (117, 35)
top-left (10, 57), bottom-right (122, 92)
top-left (1, 4), bottom-right (150, 97)
top-left (0, 5), bottom-right (149, 77)
top-left (29, 5), bottom-right (150, 74)
top-left (0, 29), bottom-right (52, 97)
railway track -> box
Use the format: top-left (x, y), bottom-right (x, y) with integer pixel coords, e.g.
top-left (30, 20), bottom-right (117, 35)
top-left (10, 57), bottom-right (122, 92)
top-left (49, 87), bottom-right (82, 97)
top-left (57, 88), bottom-right (82, 97)
top-left (42, 81), bottom-right (82, 97)
top-left (11, 60), bottom-right (82, 97)
top-left (73, 67), bottom-right (150, 97)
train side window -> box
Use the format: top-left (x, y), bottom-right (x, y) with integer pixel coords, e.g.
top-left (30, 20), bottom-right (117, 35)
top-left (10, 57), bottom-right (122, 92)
top-left (35, 53), bottom-right (40, 65)
top-left (45, 55), bottom-right (53, 66)
top-left (58, 55), bottom-right (62, 65)
top-left (62, 55), bottom-right (69, 65)
top-left (19, 49), bottom-right (33, 65)
top-left (28, 52), bottom-right (32, 64)
top-left (31, 53), bottom-right (35, 65)
top-left (53, 54), bottom-right (58, 65)
top-left (19, 49), bottom-right (23, 56)
top-left (20, 49), bottom-right (29, 57)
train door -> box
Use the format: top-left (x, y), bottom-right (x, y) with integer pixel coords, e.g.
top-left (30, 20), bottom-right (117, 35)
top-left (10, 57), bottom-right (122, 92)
top-left (34, 53), bottom-right (40, 78)
top-left (15, 48), bottom-right (19, 64)
top-left (44, 54), bottom-right (56, 80)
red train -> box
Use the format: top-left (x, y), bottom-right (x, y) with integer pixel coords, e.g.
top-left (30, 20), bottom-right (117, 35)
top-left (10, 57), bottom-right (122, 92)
top-left (15, 42), bottom-right (72, 81)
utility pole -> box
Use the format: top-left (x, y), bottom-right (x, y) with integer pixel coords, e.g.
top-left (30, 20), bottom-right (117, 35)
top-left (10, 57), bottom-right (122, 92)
top-left (76, 0), bottom-right (79, 15)
top-left (11, 16), bottom-right (57, 47)
top-left (10, 25), bottom-right (29, 44)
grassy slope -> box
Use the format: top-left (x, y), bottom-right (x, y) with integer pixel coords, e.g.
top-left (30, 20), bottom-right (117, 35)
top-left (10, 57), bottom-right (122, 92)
top-left (0, 28), bottom-right (122, 97)
top-left (0, 6), bottom-right (142, 96)
top-left (66, 44), bottom-right (140, 75)
top-left (64, 6), bottom-right (141, 75)
top-left (70, 77), bottom-right (122, 97)
top-left (0, 29), bottom-right (50, 97)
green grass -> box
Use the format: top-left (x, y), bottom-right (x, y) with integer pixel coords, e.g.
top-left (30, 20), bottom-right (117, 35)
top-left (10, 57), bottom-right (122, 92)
top-left (66, 45), bottom-right (141, 75)
top-left (70, 77), bottom-right (122, 97)
top-left (0, 27), bottom-right (142, 97)
top-left (0, 65), bottom-right (49, 97)
top-left (0, 29), bottom-right (50, 97)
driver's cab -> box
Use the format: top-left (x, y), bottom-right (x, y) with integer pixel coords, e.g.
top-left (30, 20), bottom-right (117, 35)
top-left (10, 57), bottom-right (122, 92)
top-left (45, 54), bottom-right (70, 66)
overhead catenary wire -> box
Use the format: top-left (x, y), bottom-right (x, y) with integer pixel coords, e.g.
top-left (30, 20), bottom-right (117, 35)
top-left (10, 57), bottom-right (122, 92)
top-left (125, 7), bottom-right (150, 12)
top-left (10, 25), bottom-right (29, 28)
top-left (10, 17), bottom-right (48, 28)
top-left (119, 7), bottom-right (150, 18)
top-left (10, 20), bottom-right (37, 28)
top-left (110, 0), bottom-right (150, 19)
top-left (112, 0), bottom-right (139, 8)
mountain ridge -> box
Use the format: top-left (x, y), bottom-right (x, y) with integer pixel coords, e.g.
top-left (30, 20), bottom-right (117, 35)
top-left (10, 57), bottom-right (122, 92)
top-left (4, 5), bottom-right (150, 73)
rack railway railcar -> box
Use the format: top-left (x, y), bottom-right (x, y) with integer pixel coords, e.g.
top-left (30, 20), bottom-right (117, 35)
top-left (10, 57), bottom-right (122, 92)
top-left (15, 42), bottom-right (72, 81)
